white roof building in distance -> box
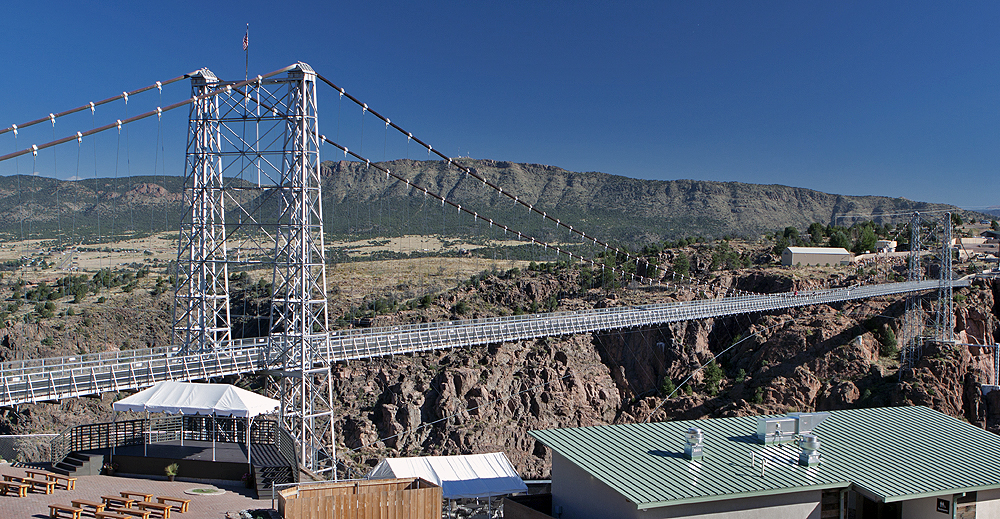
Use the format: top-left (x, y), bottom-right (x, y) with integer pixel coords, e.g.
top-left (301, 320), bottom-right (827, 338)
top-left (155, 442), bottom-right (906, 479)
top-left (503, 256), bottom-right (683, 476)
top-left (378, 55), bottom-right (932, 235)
top-left (782, 247), bottom-right (854, 267)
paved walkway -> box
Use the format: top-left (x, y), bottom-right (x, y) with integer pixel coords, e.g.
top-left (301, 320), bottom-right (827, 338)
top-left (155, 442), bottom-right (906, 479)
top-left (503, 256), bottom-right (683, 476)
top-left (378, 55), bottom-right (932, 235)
top-left (0, 464), bottom-right (276, 519)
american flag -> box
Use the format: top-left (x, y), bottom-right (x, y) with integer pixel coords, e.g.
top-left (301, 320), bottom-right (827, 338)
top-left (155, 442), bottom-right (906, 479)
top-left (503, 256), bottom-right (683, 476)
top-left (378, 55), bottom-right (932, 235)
top-left (243, 31), bottom-right (248, 51)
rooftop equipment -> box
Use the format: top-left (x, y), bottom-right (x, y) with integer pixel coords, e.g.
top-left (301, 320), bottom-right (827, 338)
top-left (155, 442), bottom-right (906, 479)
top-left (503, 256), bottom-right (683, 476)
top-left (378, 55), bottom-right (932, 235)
top-left (787, 412), bottom-right (830, 435)
top-left (684, 427), bottom-right (704, 460)
top-left (797, 434), bottom-right (821, 467)
top-left (756, 417), bottom-right (797, 444)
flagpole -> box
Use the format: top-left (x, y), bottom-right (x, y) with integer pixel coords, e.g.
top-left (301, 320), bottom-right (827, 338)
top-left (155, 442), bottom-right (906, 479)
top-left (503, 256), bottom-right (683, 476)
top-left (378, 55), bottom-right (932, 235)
top-left (244, 23), bottom-right (249, 82)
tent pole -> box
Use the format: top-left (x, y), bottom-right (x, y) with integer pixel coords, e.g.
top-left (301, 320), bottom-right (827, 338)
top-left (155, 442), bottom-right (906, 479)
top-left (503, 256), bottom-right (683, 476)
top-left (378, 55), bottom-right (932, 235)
top-left (180, 414), bottom-right (184, 447)
top-left (144, 411), bottom-right (148, 457)
top-left (110, 410), bottom-right (117, 465)
top-left (212, 412), bottom-right (216, 462)
top-left (247, 416), bottom-right (252, 469)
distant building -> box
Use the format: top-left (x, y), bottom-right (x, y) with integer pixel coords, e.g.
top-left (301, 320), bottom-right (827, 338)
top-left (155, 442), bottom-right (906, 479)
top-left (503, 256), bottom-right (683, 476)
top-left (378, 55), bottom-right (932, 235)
top-left (874, 240), bottom-right (897, 253)
top-left (781, 246), bottom-right (853, 266)
top-left (955, 237), bottom-right (999, 259)
top-left (531, 407), bottom-right (1000, 519)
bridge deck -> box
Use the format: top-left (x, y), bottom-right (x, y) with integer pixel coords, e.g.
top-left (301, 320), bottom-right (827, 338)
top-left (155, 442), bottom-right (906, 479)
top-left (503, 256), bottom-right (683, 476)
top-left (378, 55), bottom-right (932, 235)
top-left (0, 279), bottom-right (969, 406)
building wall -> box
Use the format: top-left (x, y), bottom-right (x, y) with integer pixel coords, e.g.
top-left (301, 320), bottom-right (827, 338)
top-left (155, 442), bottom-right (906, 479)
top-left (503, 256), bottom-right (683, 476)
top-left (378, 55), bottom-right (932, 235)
top-left (975, 489), bottom-right (1000, 519)
top-left (551, 452), bottom-right (635, 519)
top-left (782, 251), bottom-right (853, 266)
top-left (901, 495), bottom-right (954, 519)
top-left (551, 452), bottom-right (822, 519)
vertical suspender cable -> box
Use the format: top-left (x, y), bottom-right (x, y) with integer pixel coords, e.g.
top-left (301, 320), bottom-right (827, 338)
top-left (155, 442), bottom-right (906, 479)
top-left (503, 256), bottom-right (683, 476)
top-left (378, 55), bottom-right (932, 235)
top-left (125, 95), bottom-right (134, 233)
top-left (52, 116), bottom-right (61, 240)
top-left (92, 106), bottom-right (101, 268)
top-left (14, 129), bottom-right (23, 244)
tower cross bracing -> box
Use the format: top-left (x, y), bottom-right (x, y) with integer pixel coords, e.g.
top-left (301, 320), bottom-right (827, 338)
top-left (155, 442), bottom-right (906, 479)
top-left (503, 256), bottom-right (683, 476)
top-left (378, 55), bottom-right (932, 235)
top-left (171, 63), bottom-right (334, 475)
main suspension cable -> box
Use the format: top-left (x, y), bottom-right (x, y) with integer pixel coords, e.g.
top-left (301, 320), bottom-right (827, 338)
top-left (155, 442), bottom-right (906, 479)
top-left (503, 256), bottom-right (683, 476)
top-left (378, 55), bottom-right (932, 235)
top-left (0, 64), bottom-right (299, 163)
top-left (315, 72), bottom-right (764, 295)
top-left (321, 134), bottom-right (659, 285)
top-left (0, 74), bottom-right (190, 138)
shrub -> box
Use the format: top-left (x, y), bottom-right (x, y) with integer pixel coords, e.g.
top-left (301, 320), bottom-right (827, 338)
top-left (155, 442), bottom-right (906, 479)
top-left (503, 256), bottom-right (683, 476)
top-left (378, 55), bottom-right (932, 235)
top-left (673, 253), bottom-right (690, 277)
top-left (452, 300), bottom-right (470, 315)
top-left (878, 325), bottom-right (898, 358)
top-left (702, 362), bottom-right (725, 396)
top-left (660, 376), bottom-right (676, 397)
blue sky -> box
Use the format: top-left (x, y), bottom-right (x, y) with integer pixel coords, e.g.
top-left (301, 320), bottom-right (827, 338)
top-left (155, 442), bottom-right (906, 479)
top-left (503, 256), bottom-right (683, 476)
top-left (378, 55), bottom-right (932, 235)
top-left (1, 1), bottom-right (997, 209)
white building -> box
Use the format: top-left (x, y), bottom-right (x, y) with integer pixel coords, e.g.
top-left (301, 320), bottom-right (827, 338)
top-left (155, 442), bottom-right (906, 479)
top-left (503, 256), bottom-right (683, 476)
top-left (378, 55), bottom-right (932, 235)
top-left (781, 247), bottom-right (853, 267)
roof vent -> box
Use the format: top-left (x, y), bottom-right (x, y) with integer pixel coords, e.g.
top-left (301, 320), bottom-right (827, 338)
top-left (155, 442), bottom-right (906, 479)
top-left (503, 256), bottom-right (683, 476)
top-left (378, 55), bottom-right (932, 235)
top-left (797, 434), bottom-right (821, 467)
top-left (684, 427), bottom-right (703, 460)
top-left (756, 417), bottom-right (796, 444)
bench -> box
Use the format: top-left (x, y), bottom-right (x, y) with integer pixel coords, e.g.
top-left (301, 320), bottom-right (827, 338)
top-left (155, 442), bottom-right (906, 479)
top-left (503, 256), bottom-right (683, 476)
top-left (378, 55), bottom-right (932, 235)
top-left (135, 501), bottom-right (171, 519)
top-left (120, 491), bottom-right (153, 502)
top-left (25, 468), bottom-right (51, 479)
top-left (25, 477), bottom-right (57, 494)
top-left (155, 496), bottom-right (190, 513)
top-left (108, 507), bottom-right (151, 519)
top-left (101, 496), bottom-right (135, 509)
top-left (47, 473), bottom-right (78, 490)
top-left (96, 513), bottom-right (131, 519)
top-left (71, 499), bottom-right (106, 516)
top-left (0, 480), bottom-right (28, 497)
top-left (48, 504), bottom-right (83, 519)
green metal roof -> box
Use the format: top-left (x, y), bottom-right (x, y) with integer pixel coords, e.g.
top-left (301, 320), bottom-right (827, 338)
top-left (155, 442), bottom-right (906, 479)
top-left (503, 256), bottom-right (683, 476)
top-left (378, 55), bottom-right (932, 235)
top-left (530, 407), bottom-right (1000, 510)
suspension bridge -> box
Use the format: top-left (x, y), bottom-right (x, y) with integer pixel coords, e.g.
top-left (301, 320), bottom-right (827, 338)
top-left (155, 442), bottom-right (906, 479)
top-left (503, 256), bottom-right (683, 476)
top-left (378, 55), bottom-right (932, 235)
top-left (0, 62), bottom-right (977, 478)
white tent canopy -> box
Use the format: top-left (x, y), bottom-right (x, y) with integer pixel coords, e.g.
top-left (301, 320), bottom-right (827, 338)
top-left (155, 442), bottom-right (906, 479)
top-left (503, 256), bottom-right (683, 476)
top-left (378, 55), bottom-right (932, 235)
top-left (367, 452), bottom-right (527, 500)
top-left (113, 381), bottom-right (278, 417)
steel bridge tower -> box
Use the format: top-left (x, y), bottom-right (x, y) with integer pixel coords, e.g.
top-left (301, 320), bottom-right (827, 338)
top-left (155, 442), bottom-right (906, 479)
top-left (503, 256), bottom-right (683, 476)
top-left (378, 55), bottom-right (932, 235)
top-left (936, 213), bottom-right (954, 343)
top-left (172, 68), bottom-right (232, 354)
top-left (900, 212), bottom-right (923, 378)
top-left (172, 63), bottom-right (335, 475)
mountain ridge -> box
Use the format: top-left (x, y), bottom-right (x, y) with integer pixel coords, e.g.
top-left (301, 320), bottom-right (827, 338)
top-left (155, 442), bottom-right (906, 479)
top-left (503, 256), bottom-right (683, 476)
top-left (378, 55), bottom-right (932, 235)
top-left (0, 159), bottom-right (980, 244)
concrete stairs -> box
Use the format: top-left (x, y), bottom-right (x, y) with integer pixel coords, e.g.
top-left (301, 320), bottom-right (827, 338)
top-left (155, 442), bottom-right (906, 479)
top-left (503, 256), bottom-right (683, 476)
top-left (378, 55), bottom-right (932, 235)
top-left (51, 452), bottom-right (104, 476)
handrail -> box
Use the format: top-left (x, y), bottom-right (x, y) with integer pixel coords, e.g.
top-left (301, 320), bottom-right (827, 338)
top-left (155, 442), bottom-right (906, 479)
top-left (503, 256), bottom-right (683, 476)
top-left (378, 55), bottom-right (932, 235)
top-left (49, 416), bottom-right (285, 465)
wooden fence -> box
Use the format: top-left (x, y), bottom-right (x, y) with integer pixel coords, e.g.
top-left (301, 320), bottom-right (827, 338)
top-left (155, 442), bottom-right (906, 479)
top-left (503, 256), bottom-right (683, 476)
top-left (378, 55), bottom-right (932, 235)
top-left (278, 478), bottom-right (442, 519)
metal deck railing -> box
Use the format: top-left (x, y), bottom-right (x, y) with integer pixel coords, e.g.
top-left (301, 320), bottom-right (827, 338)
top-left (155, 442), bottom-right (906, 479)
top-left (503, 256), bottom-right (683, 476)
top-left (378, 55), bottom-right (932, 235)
top-left (0, 279), bottom-right (967, 407)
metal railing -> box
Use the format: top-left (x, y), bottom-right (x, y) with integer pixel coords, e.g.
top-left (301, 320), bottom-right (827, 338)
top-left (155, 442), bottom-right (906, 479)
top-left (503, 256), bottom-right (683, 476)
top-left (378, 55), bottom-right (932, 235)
top-left (49, 416), bottom-right (285, 465)
top-left (3, 279), bottom-right (967, 407)
top-left (50, 418), bottom-right (147, 464)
